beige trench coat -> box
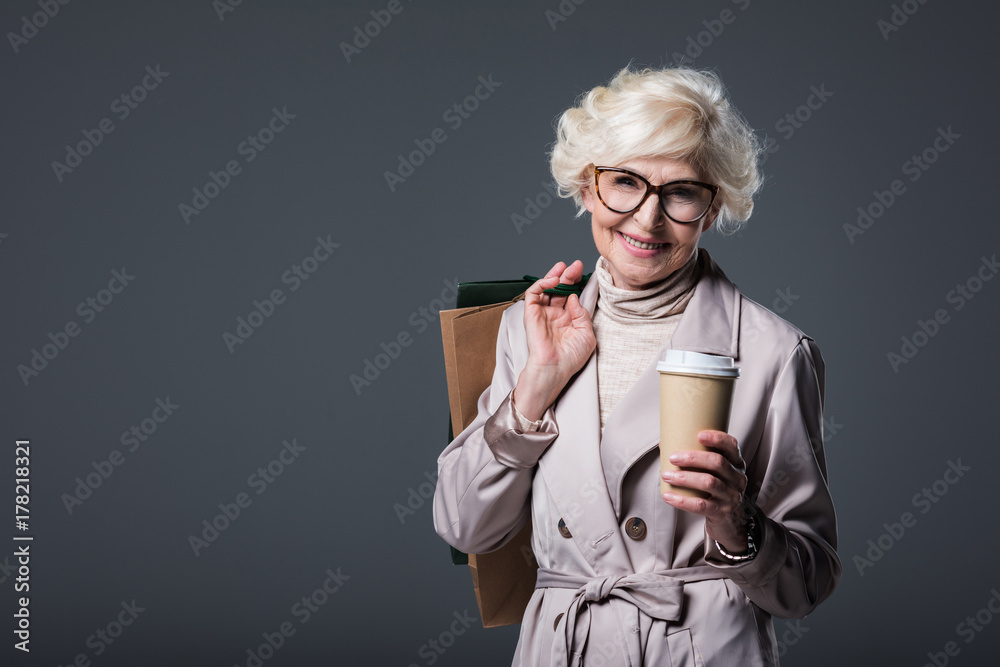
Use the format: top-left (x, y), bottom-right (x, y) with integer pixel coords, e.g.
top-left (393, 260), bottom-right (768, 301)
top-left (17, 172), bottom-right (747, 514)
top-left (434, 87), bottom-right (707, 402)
top-left (434, 248), bottom-right (841, 666)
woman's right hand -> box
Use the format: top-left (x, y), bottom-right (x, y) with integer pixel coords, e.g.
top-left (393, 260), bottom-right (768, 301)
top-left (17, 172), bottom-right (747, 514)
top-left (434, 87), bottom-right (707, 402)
top-left (512, 260), bottom-right (596, 421)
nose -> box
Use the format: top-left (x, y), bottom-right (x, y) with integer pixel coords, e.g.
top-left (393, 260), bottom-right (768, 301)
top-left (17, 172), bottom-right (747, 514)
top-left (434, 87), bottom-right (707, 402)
top-left (631, 192), bottom-right (667, 230)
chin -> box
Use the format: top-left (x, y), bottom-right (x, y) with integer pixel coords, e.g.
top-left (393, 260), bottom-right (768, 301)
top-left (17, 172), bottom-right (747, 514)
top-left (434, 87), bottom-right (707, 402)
top-left (617, 266), bottom-right (671, 290)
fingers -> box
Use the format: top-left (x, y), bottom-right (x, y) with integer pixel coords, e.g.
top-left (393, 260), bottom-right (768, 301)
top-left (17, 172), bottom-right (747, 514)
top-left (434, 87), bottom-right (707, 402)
top-left (667, 449), bottom-right (746, 493)
top-left (544, 261), bottom-right (567, 280)
top-left (660, 484), bottom-right (744, 532)
top-left (560, 259), bottom-right (584, 285)
top-left (664, 431), bottom-right (746, 503)
top-left (526, 260), bottom-right (585, 307)
top-left (662, 482), bottom-right (753, 552)
top-left (661, 469), bottom-right (745, 527)
top-left (667, 431), bottom-right (743, 474)
top-left (525, 262), bottom-right (566, 307)
top-left (566, 293), bottom-right (592, 327)
top-left (540, 260), bottom-right (585, 286)
top-left (528, 262), bottom-right (568, 295)
top-left (697, 430), bottom-right (744, 471)
top-left (661, 468), bottom-right (745, 499)
top-left (661, 488), bottom-right (716, 516)
top-left (537, 262), bottom-right (568, 294)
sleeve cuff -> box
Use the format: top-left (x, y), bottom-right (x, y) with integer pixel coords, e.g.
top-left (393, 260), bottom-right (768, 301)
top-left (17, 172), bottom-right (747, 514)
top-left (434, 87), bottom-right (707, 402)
top-left (512, 393), bottom-right (543, 432)
top-left (704, 502), bottom-right (787, 586)
top-left (484, 390), bottom-right (558, 469)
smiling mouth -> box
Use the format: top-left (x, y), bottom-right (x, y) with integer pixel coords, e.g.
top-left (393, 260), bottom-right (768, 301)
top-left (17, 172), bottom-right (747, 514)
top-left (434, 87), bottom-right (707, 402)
top-left (619, 232), bottom-right (668, 250)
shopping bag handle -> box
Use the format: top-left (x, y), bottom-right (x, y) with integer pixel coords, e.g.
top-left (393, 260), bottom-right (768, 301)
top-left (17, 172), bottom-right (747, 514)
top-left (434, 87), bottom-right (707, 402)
top-left (522, 273), bottom-right (592, 297)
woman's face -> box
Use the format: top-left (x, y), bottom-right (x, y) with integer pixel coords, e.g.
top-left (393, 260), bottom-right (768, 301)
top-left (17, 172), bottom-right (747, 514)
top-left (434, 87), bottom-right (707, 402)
top-left (581, 156), bottom-right (717, 291)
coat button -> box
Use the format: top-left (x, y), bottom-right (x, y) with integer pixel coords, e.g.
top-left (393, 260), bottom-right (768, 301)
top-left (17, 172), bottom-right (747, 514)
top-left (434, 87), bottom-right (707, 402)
top-left (557, 518), bottom-right (572, 539)
top-left (625, 517), bottom-right (646, 540)
top-left (553, 613), bottom-right (564, 630)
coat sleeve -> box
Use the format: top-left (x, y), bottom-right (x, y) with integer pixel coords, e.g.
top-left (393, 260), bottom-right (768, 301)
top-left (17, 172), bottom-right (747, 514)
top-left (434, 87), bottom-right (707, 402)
top-left (703, 337), bottom-right (842, 619)
top-left (433, 305), bottom-right (559, 555)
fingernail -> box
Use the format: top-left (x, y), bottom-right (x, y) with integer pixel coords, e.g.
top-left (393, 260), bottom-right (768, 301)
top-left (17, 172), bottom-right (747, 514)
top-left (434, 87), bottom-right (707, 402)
top-left (698, 432), bottom-right (712, 443)
top-left (661, 471), bottom-right (674, 481)
top-left (668, 453), bottom-right (682, 463)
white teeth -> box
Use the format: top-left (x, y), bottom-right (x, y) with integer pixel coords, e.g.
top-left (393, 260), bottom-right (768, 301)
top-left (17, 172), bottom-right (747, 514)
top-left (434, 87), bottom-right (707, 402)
top-left (621, 233), bottom-right (666, 250)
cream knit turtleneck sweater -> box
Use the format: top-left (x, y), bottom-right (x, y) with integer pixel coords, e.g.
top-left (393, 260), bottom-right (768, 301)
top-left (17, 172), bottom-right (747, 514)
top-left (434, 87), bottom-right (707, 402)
top-left (591, 248), bottom-right (701, 434)
top-left (511, 249), bottom-right (702, 435)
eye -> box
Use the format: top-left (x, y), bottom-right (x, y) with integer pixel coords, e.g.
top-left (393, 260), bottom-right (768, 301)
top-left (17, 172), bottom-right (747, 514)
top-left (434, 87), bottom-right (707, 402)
top-left (665, 185), bottom-right (700, 202)
top-left (610, 174), bottom-right (641, 189)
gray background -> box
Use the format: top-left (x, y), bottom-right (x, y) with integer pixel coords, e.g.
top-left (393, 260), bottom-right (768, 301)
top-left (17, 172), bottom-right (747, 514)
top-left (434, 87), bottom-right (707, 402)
top-left (2, 1), bottom-right (998, 665)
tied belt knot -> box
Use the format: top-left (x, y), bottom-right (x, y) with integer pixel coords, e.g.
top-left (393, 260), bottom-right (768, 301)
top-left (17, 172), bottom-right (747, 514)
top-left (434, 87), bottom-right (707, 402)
top-left (536, 565), bottom-right (723, 667)
top-left (582, 575), bottom-right (620, 604)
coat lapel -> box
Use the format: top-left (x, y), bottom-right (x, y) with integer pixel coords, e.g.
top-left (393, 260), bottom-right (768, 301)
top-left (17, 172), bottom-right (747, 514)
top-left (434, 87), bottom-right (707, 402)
top-left (536, 273), bottom-right (633, 575)
top-left (600, 248), bottom-right (742, 515)
top-left (669, 248), bottom-right (741, 360)
top-left (535, 248), bottom-right (742, 574)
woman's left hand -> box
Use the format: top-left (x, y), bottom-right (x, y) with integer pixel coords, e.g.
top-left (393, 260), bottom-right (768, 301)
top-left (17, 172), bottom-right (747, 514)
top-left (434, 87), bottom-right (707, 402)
top-left (661, 429), bottom-right (752, 553)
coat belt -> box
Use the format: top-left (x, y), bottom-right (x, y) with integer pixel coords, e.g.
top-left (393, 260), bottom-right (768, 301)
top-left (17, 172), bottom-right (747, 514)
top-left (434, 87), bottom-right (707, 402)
top-left (535, 565), bottom-right (725, 666)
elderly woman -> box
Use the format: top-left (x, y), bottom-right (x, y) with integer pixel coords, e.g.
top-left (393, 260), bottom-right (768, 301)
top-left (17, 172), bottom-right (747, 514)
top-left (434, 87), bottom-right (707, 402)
top-left (434, 66), bottom-right (840, 666)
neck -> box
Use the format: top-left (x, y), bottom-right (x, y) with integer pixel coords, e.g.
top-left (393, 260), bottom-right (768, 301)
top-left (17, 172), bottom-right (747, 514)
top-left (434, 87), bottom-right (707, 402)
top-left (595, 249), bottom-right (701, 322)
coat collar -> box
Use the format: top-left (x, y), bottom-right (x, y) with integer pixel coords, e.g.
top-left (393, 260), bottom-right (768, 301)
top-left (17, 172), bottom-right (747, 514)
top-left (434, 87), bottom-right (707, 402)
top-left (576, 247), bottom-right (740, 356)
top-left (537, 248), bottom-right (744, 563)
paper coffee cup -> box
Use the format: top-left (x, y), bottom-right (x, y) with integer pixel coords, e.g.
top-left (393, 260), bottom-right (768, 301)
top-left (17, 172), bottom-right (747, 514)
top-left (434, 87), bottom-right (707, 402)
top-left (657, 350), bottom-right (740, 497)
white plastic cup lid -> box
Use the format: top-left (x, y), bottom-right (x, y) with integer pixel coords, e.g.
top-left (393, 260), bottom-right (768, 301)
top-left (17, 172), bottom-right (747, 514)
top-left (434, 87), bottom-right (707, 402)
top-left (656, 350), bottom-right (740, 378)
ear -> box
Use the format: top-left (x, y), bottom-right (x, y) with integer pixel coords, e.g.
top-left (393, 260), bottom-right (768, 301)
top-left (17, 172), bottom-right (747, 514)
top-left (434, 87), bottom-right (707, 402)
top-left (580, 182), bottom-right (596, 213)
top-left (700, 200), bottom-right (722, 233)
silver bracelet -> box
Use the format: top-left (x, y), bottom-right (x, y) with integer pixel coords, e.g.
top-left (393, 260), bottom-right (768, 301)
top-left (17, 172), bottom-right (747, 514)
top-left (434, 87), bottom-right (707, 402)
top-left (714, 512), bottom-right (758, 562)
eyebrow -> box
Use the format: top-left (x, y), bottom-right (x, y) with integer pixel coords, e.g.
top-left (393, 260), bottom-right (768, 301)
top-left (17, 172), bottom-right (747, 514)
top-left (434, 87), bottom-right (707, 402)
top-left (615, 167), bottom-right (700, 183)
